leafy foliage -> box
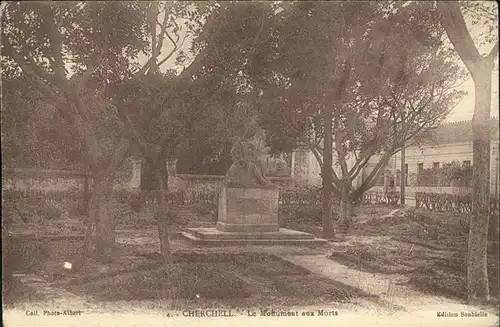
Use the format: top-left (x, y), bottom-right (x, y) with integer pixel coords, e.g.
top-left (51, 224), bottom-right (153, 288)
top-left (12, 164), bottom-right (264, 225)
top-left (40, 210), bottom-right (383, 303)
top-left (1, 1), bottom-right (215, 259)
top-left (198, 2), bottom-right (466, 203)
top-left (279, 185), bottom-right (326, 225)
top-left (1, 77), bottom-right (84, 169)
top-left (439, 161), bottom-right (473, 187)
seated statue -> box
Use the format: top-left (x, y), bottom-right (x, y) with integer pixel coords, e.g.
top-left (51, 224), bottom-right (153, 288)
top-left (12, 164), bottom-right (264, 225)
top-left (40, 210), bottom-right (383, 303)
top-left (224, 136), bottom-right (272, 187)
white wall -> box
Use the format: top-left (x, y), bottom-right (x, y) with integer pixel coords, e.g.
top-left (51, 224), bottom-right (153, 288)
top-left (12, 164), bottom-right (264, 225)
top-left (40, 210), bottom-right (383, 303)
top-left (392, 141), bottom-right (499, 192)
top-left (291, 139), bottom-right (500, 195)
top-left (366, 141), bottom-right (499, 194)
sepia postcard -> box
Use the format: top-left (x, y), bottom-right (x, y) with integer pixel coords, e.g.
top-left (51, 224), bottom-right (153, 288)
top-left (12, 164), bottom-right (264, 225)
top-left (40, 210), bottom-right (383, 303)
top-left (1, 1), bottom-right (499, 326)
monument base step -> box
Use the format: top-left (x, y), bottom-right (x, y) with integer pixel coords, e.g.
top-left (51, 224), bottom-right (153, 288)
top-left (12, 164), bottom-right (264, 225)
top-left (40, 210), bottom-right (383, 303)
top-left (181, 228), bottom-right (328, 246)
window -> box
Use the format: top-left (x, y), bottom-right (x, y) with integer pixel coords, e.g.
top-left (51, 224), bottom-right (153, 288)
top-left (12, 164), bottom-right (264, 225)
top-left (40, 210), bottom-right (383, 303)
top-left (417, 163), bottom-right (424, 173)
top-left (463, 160), bottom-right (471, 167)
top-left (433, 162), bottom-right (440, 170)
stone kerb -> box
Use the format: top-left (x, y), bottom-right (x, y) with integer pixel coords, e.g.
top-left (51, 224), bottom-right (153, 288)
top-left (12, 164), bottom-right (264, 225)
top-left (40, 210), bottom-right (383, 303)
top-left (216, 186), bottom-right (279, 233)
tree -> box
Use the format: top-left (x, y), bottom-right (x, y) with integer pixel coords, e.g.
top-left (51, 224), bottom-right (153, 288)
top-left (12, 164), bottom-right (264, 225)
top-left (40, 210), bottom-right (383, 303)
top-left (194, 1), bottom-right (381, 237)
top-left (252, 2), bottom-right (465, 233)
top-left (1, 76), bottom-right (84, 169)
top-left (179, 2), bottom-right (466, 237)
top-left (1, 1), bottom-right (212, 263)
top-left (171, 80), bottom-right (259, 175)
top-left (2, 1), bottom-right (147, 261)
top-left (436, 1), bottom-right (498, 304)
top-left (172, 2), bottom-right (276, 175)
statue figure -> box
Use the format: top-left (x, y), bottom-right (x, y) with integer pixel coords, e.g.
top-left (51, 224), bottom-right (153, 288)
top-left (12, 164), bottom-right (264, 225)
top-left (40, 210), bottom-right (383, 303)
top-left (225, 136), bottom-right (272, 187)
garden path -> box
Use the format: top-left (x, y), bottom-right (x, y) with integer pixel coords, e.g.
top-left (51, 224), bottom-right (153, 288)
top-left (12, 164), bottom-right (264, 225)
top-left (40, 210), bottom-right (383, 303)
top-left (280, 236), bottom-right (499, 327)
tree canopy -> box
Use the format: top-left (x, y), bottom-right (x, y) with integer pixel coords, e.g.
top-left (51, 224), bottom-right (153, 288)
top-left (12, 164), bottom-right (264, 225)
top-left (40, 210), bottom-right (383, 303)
top-left (191, 1), bottom-right (466, 195)
top-left (0, 1), bottom-right (475, 260)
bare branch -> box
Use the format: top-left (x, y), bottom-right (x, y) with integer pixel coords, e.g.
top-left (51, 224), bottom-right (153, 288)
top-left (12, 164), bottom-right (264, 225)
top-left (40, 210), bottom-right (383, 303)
top-left (311, 143), bottom-right (341, 187)
top-left (165, 30), bottom-right (178, 51)
top-left (2, 39), bottom-right (63, 105)
top-left (437, 2), bottom-right (482, 72)
top-left (157, 45), bottom-right (178, 68)
top-left (137, 60), bottom-right (152, 76)
top-left (351, 158), bottom-right (387, 202)
top-left (138, 43), bottom-right (211, 129)
top-left (41, 8), bottom-right (67, 86)
top-left (310, 145), bottom-right (341, 195)
top-left (155, 5), bottom-right (171, 57)
top-left (148, 3), bottom-right (159, 76)
top-left (487, 41), bottom-right (499, 63)
top-left (76, 45), bottom-right (108, 93)
top-left (157, 29), bottom-right (189, 69)
top-left (137, 4), bottom-right (170, 77)
top-left (335, 139), bottom-right (349, 178)
top-left (349, 155), bottom-right (371, 182)
top-left (353, 151), bottom-right (392, 198)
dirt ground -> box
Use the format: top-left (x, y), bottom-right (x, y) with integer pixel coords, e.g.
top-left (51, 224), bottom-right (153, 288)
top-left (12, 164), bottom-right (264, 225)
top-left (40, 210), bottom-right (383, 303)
top-left (4, 202), bottom-right (500, 327)
top-left (4, 226), bottom-right (371, 306)
top-left (332, 205), bottom-right (499, 303)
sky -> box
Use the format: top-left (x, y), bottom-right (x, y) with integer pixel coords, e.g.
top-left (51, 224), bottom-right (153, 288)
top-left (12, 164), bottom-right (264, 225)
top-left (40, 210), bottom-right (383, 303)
top-left (447, 65), bottom-right (499, 122)
top-left (446, 46), bottom-right (499, 122)
top-left (400, 1), bottom-right (499, 123)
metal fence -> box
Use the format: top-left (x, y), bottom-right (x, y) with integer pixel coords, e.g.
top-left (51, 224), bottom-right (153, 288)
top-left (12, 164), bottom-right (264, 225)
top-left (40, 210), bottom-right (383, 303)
top-left (362, 191), bottom-right (400, 205)
top-left (415, 192), bottom-right (499, 216)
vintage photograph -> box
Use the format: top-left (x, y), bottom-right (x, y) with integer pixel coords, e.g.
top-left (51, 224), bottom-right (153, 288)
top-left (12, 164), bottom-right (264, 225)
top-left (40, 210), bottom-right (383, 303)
top-left (1, 1), bottom-right (499, 326)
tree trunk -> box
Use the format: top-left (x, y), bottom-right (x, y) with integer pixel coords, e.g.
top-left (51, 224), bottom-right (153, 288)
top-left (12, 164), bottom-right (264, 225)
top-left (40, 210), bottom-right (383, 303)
top-left (400, 143), bottom-right (406, 205)
top-left (322, 105), bottom-right (334, 238)
top-left (468, 61), bottom-right (492, 304)
top-left (89, 172), bottom-right (116, 263)
top-left (83, 159), bottom-right (90, 215)
top-left (338, 180), bottom-right (352, 233)
top-left (436, 2), bottom-right (498, 303)
top-left (153, 157), bottom-right (173, 265)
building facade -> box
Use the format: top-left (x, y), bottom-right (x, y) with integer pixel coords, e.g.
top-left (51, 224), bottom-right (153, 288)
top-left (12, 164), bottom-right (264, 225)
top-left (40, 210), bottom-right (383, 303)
top-left (365, 119), bottom-right (500, 204)
top-left (276, 119), bottom-right (500, 203)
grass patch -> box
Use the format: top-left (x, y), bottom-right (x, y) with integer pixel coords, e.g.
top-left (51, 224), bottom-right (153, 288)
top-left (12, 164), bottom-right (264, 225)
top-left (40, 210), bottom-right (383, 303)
top-left (354, 207), bottom-right (470, 248)
top-left (28, 241), bottom-right (376, 308)
top-left (407, 256), bottom-right (499, 301)
top-left (63, 252), bottom-right (312, 302)
top-left (329, 250), bottom-right (414, 274)
top-left (74, 262), bottom-right (251, 301)
top-left (4, 236), bottom-right (51, 273)
top-left (233, 253), bottom-right (311, 276)
top-left (3, 278), bottom-right (46, 307)
top-left (328, 241), bottom-right (499, 302)
top-left (272, 274), bottom-right (377, 302)
top-left (408, 269), bottom-right (466, 300)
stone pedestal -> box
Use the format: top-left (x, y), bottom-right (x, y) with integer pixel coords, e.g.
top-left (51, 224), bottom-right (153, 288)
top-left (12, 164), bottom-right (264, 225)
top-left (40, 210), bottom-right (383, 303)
top-left (182, 137), bottom-right (327, 246)
top-left (216, 186), bottom-right (279, 233)
top-left (182, 185), bottom-right (327, 246)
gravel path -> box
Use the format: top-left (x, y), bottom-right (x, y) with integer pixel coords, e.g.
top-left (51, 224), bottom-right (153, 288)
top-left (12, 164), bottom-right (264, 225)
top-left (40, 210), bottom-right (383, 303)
top-left (279, 253), bottom-right (499, 326)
